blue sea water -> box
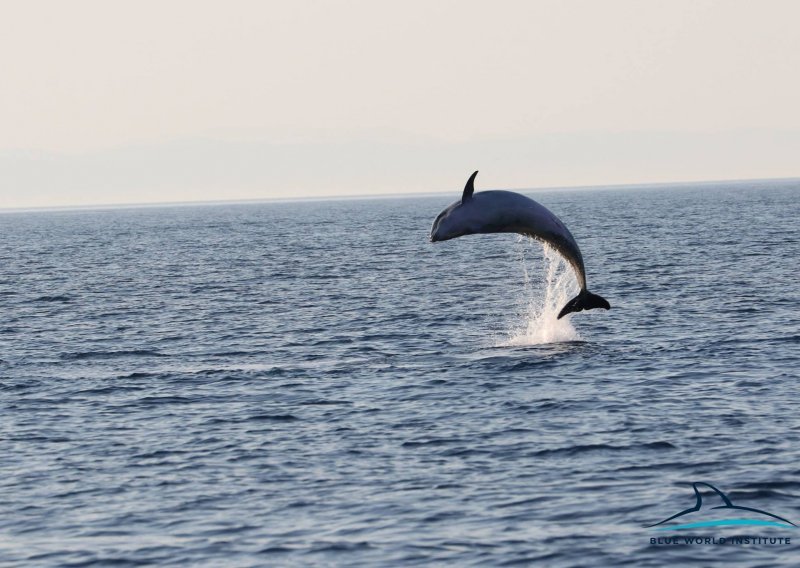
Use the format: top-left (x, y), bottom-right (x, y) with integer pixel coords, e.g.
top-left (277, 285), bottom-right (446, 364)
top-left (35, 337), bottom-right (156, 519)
top-left (1, 180), bottom-right (799, 566)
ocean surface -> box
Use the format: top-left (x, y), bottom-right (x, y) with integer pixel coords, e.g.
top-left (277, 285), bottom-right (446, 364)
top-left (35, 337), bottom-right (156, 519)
top-left (2, 179), bottom-right (799, 567)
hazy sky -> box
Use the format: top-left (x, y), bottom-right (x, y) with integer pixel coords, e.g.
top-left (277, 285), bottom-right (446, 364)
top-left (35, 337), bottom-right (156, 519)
top-left (1, 0), bottom-right (799, 208)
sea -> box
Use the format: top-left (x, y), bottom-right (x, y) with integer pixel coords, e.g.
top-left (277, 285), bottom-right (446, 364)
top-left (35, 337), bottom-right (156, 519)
top-left (1, 179), bottom-right (799, 567)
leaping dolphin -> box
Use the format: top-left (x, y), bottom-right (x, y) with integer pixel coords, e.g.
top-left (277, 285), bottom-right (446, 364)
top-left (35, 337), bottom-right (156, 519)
top-left (429, 171), bottom-right (610, 319)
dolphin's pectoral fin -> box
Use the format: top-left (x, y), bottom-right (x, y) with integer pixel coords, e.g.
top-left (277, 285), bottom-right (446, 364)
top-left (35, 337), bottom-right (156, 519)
top-left (557, 290), bottom-right (611, 319)
top-left (462, 171), bottom-right (478, 203)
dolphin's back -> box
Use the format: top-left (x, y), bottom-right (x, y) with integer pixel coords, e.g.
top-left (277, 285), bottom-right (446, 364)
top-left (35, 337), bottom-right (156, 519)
top-left (470, 191), bottom-right (586, 288)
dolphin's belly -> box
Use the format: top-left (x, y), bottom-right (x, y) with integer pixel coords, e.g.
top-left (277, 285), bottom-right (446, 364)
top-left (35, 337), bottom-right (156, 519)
top-left (473, 192), bottom-right (587, 289)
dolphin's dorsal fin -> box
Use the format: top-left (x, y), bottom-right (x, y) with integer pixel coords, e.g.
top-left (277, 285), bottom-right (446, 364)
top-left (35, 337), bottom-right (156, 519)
top-left (462, 171), bottom-right (479, 203)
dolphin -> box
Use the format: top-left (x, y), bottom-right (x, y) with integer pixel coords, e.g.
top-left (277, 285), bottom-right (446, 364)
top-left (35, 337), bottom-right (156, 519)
top-left (429, 171), bottom-right (610, 319)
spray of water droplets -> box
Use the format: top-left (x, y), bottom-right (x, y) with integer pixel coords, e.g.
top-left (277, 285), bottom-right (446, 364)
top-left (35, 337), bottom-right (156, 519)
top-left (500, 237), bottom-right (582, 346)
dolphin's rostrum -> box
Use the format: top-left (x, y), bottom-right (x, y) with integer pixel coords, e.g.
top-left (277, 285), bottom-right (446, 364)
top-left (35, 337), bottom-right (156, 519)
top-left (430, 171), bottom-right (610, 319)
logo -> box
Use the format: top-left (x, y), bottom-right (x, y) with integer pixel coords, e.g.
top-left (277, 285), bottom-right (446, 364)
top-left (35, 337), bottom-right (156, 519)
top-left (647, 482), bottom-right (796, 531)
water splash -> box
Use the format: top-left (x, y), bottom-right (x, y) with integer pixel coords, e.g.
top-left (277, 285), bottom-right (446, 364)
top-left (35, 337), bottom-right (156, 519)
top-left (501, 238), bottom-right (582, 346)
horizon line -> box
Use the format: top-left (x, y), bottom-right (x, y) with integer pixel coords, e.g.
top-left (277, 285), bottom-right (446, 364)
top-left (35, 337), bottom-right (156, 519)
top-left (1, 175), bottom-right (798, 215)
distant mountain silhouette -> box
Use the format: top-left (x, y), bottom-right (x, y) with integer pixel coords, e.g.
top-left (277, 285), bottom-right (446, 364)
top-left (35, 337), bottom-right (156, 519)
top-left (647, 482), bottom-right (796, 528)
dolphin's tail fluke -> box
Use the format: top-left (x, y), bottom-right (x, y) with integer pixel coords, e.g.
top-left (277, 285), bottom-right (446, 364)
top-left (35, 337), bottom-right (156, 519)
top-left (557, 290), bottom-right (610, 319)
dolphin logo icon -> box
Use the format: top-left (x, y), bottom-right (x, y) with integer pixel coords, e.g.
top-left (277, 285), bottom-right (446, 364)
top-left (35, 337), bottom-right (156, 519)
top-left (647, 482), bottom-right (796, 530)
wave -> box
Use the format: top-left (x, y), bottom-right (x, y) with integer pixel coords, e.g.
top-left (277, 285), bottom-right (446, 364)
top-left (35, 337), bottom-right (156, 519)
top-left (531, 441), bottom-right (677, 457)
top-left (60, 349), bottom-right (167, 361)
top-left (28, 294), bottom-right (72, 303)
